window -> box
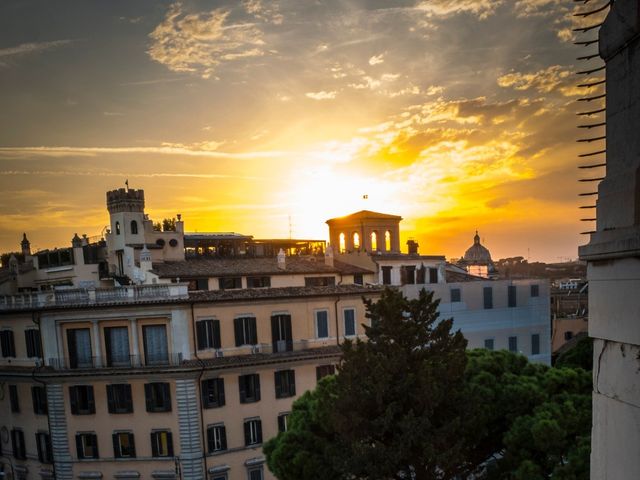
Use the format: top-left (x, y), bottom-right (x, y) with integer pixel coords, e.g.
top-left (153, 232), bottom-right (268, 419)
top-left (339, 232), bottom-right (346, 253)
top-left (201, 378), bottom-right (225, 408)
top-left (450, 288), bottom-right (461, 303)
top-left (76, 433), bottom-right (99, 459)
top-left (244, 418), bottom-right (263, 446)
top-left (343, 308), bottom-right (356, 337)
top-left (304, 276), bottom-right (336, 287)
top-left (206, 424), bottom-right (227, 453)
top-left (315, 310), bottom-right (329, 338)
top-left (353, 273), bottom-right (363, 285)
top-left (130, 220), bottom-right (138, 235)
top-left (9, 385), bottom-right (19, 413)
top-left (484, 338), bottom-right (494, 350)
top-left (531, 284), bottom-right (539, 297)
top-left (25, 329), bottom-right (42, 358)
top-left (104, 327), bottom-right (130, 367)
top-left (247, 276), bottom-right (271, 288)
top-left (428, 268), bottom-right (438, 284)
top-left (316, 364), bottom-right (335, 381)
top-left (234, 317), bottom-right (257, 346)
top-left (248, 467), bottom-right (264, 480)
top-left (142, 324), bottom-right (168, 365)
top-left (353, 232), bottom-right (360, 250)
top-left (416, 266), bottom-right (425, 284)
top-left (32, 386), bottom-right (48, 415)
top-left (508, 285), bottom-right (517, 308)
top-left (271, 314), bottom-right (292, 353)
top-left (196, 319), bottom-right (221, 350)
top-left (381, 266), bottom-right (392, 285)
top-left (70, 385), bottom-right (96, 415)
top-left (564, 331), bottom-right (573, 341)
top-left (219, 277), bottom-right (242, 290)
top-left (483, 287), bottom-right (493, 309)
top-left (509, 336), bottom-right (518, 353)
top-left (11, 429), bottom-right (26, 460)
top-left (36, 432), bottom-right (53, 464)
top-left (278, 413), bottom-right (290, 433)
top-left (384, 230), bottom-right (391, 251)
top-left (67, 328), bottom-right (93, 368)
top-left (401, 266), bottom-right (415, 285)
top-left (150, 430), bottom-right (173, 458)
top-left (531, 334), bottom-right (540, 355)
top-left (115, 221), bottom-right (121, 235)
top-left (113, 432), bottom-right (136, 458)
top-left (239, 374), bottom-right (261, 403)
top-left (144, 382), bottom-right (171, 412)
top-left (107, 384), bottom-right (133, 414)
top-left (370, 231), bottom-right (378, 251)
top-left (0, 330), bottom-right (16, 358)
top-left (196, 278), bottom-right (209, 291)
top-left (274, 370), bottom-right (296, 398)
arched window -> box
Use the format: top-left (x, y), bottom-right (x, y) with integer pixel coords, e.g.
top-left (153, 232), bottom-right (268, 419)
top-left (130, 220), bottom-right (138, 235)
top-left (385, 230), bottom-right (391, 251)
top-left (339, 233), bottom-right (346, 253)
top-left (115, 221), bottom-right (121, 235)
top-left (370, 231), bottom-right (378, 251)
top-left (353, 232), bottom-right (360, 250)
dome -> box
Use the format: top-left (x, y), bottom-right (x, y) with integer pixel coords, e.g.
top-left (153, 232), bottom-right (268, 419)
top-left (463, 231), bottom-right (493, 265)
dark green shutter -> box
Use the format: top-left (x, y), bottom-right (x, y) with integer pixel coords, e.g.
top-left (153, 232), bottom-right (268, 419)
top-left (88, 386), bottom-right (95, 414)
top-left (271, 316), bottom-right (279, 352)
top-left (36, 433), bottom-right (43, 462)
top-left (284, 316), bottom-right (292, 351)
top-left (234, 318), bottom-right (243, 346)
top-left (239, 376), bottom-right (246, 403)
top-left (166, 432), bottom-right (173, 457)
top-left (107, 385), bottom-right (115, 413)
top-left (69, 387), bottom-right (78, 415)
top-left (125, 384), bottom-right (133, 412)
top-left (67, 330), bottom-right (77, 368)
top-left (112, 433), bottom-right (120, 458)
top-left (278, 414), bottom-right (285, 432)
top-left (196, 321), bottom-right (206, 350)
top-left (254, 374), bottom-right (260, 401)
top-left (151, 432), bottom-right (158, 457)
top-left (256, 420), bottom-right (263, 444)
top-left (218, 379), bottom-right (225, 407)
top-left (212, 320), bottom-right (221, 349)
top-left (206, 427), bottom-right (214, 453)
top-left (249, 318), bottom-right (257, 345)
top-left (244, 422), bottom-right (251, 446)
top-left (201, 380), bottom-right (210, 408)
top-left (274, 371), bottom-right (282, 398)
top-left (289, 370), bottom-right (296, 396)
top-left (75, 435), bottom-right (83, 459)
top-left (144, 384), bottom-right (152, 412)
top-left (129, 433), bottom-right (136, 458)
top-left (91, 434), bottom-right (99, 458)
top-left (219, 426), bottom-right (227, 450)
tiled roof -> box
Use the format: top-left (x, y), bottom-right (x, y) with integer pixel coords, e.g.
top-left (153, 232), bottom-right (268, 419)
top-left (326, 210), bottom-right (402, 223)
top-left (189, 284), bottom-right (383, 303)
top-left (152, 256), bottom-right (373, 278)
top-left (371, 253), bottom-right (446, 262)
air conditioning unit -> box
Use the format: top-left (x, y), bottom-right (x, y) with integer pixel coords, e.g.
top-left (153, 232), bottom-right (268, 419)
top-left (214, 349), bottom-right (224, 358)
top-left (251, 345), bottom-right (262, 354)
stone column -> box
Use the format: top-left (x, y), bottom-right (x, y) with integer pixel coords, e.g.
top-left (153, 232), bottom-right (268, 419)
top-left (91, 321), bottom-right (102, 367)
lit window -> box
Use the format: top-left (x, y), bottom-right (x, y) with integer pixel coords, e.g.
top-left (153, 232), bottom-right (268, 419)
top-left (370, 231), bottom-right (378, 251)
top-left (384, 231), bottom-right (391, 251)
top-left (339, 233), bottom-right (346, 253)
top-left (150, 430), bottom-right (173, 457)
top-left (75, 432), bottom-right (99, 459)
top-left (353, 232), bottom-right (360, 250)
top-left (113, 432), bottom-right (136, 458)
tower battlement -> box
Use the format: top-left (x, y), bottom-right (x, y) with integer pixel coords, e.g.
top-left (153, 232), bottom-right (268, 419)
top-left (106, 188), bottom-right (145, 214)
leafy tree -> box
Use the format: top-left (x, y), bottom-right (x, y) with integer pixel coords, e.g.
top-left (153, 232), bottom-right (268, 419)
top-left (162, 217), bottom-right (176, 231)
top-left (555, 335), bottom-right (593, 371)
top-left (1, 251), bottom-right (24, 268)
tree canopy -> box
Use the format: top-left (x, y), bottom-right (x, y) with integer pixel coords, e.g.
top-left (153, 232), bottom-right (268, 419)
top-left (265, 287), bottom-right (592, 480)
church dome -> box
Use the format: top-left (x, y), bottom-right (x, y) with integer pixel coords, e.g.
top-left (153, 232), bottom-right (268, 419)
top-left (463, 231), bottom-right (493, 265)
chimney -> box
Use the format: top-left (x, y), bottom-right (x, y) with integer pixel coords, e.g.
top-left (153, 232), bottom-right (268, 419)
top-left (407, 239), bottom-right (419, 255)
top-left (324, 244), bottom-right (334, 267)
top-left (277, 248), bottom-right (286, 270)
top-left (71, 233), bottom-right (83, 248)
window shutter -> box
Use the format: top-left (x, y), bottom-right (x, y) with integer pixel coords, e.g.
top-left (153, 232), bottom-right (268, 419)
top-left (217, 379), bottom-right (225, 407)
top-left (249, 318), bottom-right (257, 345)
top-left (67, 329), bottom-right (77, 368)
top-left (196, 321), bottom-right (206, 350)
top-left (256, 420), bottom-right (263, 444)
top-left (36, 433), bottom-right (43, 462)
top-left (75, 435), bottom-right (83, 459)
top-left (8, 331), bottom-right (15, 357)
top-left (125, 384), bottom-right (133, 412)
top-left (212, 320), bottom-right (221, 349)
top-left (274, 372), bottom-right (282, 398)
top-left (88, 386), bottom-right (96, 414)
top-left (254, 374), bottom-right (260, 401)
top-left (206, 427), bottom-right (214, 453)
top-left (107, 385), bottom-right (115, 413)
top-left (219, 426), bottom-right (227, 451)
top-left (104, 328), bottom-right (112, 365)
top-left (244, 422), bottom-right (251, 446)
top-left (239, 376), bottom-right (246, 403)
top-left (12, 431), bottom-right (18, 458)
top-left (166, 432), bottom-right (173, 457)
top-left (289, 371), bottom-right (296, 397)
top-left (151, 433), bottom-right (158, 457)
top-left (234, 318), bottom-right (243, 347)
top-left (270, 317), bottom-right (279, 352)
top-left (162, 383), bottom-right (171, 411)
top-left (278, 415), bottom-right (285, 433)
top-left (284, 316), bottom-right (292, 351)
top-left (144, 384), bottom-right (152, 412)
top-left (69, 387), bottom-right (78, 415)
top-left (112, 433), bottom-right (120, 458)
top-left (129, 433), bottom-right (136, 458)
top-left (91, 434), bottom-right (99, 458)
top-left (201, 380), bottom-right (211, 408)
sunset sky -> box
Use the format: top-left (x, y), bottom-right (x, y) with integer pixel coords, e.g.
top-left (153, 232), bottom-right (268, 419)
top-left (0, 0), bottom-right (605, 262)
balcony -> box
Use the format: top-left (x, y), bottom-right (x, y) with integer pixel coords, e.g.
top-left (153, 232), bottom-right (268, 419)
top-left (46, 353), bottom-right (184, 371)
top-left (0, 284), bottom-right (189, 311)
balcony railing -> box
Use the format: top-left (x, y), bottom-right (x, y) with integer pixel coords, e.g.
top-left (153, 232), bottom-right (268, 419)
top-left (0, 284), bottom-right (189, 311)
top-left (46, 353), bottom-right (184, 370)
